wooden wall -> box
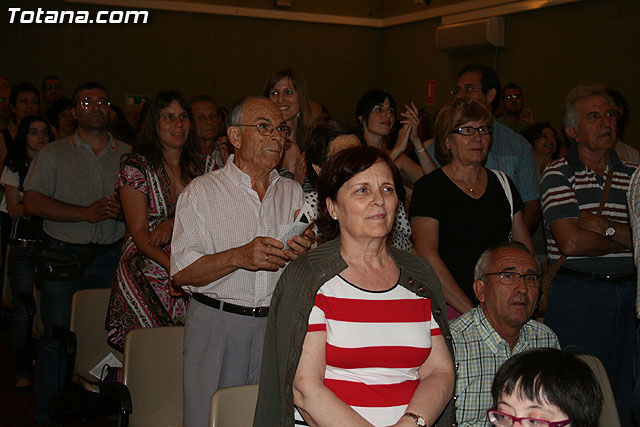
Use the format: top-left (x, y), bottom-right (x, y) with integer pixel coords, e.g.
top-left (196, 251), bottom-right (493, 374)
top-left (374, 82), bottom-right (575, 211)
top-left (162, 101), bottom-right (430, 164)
top-left (2, 0), bottom-right (638, 145)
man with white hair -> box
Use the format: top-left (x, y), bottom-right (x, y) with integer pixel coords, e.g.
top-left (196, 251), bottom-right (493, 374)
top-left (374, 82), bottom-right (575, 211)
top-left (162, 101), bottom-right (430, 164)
top-left (541, 84), bottom-right (636, 426)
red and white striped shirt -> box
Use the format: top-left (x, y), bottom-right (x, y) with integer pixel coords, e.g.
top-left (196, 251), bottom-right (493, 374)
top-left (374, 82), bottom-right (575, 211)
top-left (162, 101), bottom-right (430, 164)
top-left (295, 274), bottom-right (441, 426)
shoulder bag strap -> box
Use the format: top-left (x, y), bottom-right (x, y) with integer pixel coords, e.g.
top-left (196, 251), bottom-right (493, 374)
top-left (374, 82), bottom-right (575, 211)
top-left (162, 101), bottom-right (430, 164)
top-left (492, 169), bottom-right (513, 221)
top-left (544, 167), bottom-right (615, 279)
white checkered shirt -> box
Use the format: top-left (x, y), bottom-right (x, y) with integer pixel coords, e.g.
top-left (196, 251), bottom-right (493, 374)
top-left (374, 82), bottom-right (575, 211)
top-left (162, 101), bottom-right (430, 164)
top-left (170, 155), bottom-right (304, 307)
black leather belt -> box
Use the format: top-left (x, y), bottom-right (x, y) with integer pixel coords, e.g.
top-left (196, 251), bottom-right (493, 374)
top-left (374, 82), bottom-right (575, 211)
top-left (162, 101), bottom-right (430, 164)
top-left (557, 267), bottom-right (636, 283)
top-left (192, 293), bottom-right (269, 317)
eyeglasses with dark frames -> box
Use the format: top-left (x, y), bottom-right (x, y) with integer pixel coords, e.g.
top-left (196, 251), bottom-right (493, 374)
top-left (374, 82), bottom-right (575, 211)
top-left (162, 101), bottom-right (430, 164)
top-left (504, 94), bottom-right (522, 100)
top-left (482, 271), bottom-right (541, 288)
top-left (487, 409), bottom-right (571, 427)
top-left (450, 126), bottom-right (493, 136)
top-left (235, 123), bottom-right (291, 138)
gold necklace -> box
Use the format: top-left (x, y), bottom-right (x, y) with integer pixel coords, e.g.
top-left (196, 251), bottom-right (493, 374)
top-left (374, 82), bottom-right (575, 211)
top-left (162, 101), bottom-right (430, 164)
top-left (451, 167), bottom-right (481, 195)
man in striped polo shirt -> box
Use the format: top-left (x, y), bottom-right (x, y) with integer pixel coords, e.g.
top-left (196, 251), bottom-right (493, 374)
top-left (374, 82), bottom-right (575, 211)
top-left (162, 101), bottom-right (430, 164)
top-left (540, 85), bottom-right (637, 426)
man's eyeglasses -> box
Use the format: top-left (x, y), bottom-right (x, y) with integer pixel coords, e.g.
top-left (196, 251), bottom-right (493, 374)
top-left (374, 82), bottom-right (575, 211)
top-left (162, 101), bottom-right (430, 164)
top-left (504, 94), bottom-right (522, 100)
top-left (488, 409), bottom-right (571, 427)
top-left (450, 86), bottom-right (482, 96)
top-left (45, 84), bottom-right (62, 90)
top-left (236, 123), bottom-right (291, 138)
top-left (78, 98), bottom-right (110, 110)
top-left (482, 271), bottom-right (541, 287)
top-left (451, 126), bottom-right (493, 136)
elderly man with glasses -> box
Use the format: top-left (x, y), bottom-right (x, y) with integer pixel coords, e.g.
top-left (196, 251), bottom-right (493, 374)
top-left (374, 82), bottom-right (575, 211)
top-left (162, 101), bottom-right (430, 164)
top-left (23, 81), bottom-right (130, 423)
top-left (171, 96), bottom-right (314, 427)
top-left (450, 241), bottom-right (559, 427)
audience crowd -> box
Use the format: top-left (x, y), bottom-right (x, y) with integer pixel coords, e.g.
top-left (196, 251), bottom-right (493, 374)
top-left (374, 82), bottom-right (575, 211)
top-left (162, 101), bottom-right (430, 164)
top-left (1, 67), bottom-right (638, 427)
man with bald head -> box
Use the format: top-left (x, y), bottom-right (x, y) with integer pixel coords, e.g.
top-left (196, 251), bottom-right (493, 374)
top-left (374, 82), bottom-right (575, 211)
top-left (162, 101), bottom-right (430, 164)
top-left (171, 96), bottom-right (313, 426)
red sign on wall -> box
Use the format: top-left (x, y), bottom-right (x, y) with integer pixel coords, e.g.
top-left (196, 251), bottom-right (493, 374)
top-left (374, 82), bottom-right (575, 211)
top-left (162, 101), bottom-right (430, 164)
top-left (425, 80), bottom-right (436, 105)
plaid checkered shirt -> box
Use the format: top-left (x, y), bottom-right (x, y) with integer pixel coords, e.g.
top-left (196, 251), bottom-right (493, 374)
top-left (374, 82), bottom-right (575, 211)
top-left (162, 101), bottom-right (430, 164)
top-left (450, 306), bottom-right (560, 426)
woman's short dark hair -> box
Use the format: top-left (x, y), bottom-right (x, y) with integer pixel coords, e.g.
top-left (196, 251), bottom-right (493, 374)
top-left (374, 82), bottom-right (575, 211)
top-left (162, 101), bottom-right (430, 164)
top-left (316, 146), bottom-right (403, 241)
top-left (46, 97), bottom-right (74, 128)
top-left (522, 122), bottom-right (561, 159)
top-left (262, 68), bottom-right (313, 150)
top-left (6, 115), bottom-right (53, 179)
top-left (130, 90), bottom-right (202, 183)
top-left (305, 120), bottom-right (360, 188)
top-left (9, 82), bottom-right (40, 107)
top-left (433, 98), bottom-right (492, 166)
top-left (491, 348), bottom-right (602, 427)
top-left (355, 89), bottom-right (397, 135)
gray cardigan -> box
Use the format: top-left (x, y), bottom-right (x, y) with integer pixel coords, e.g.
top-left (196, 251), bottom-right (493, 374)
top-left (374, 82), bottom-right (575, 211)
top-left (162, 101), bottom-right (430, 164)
top-left (254, 237), bottom-right (456, 426)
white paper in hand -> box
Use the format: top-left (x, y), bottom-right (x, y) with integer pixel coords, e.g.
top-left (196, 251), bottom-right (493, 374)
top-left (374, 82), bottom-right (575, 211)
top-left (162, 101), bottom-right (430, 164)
top-left (278, 202), bottom-right (314, 251)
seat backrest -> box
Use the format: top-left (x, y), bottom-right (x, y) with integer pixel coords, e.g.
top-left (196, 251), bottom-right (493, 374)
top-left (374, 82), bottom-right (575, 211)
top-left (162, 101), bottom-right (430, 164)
top-left (123, 326), bottom-right (184, 427)
top-left (576, 354), bottom-right (621, 427)
top-left (70, 288), bottom-right (122, 377)
top-left (209, 384), bottom-right (259, 427)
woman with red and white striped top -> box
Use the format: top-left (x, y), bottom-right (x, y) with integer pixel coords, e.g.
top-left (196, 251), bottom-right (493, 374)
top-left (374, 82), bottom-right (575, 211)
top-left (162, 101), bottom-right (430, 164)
top-left (255, 146), bottom-right (455, 427)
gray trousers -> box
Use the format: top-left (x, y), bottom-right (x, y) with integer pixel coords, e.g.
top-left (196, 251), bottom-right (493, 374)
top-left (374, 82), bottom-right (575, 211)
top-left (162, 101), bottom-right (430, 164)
top-left (183, 297), bottom-right (268, 427)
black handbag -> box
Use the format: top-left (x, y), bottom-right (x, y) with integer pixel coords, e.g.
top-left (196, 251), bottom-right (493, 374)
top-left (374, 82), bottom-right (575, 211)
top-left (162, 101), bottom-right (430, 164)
top-left (38, 247), bottom-right (95, 283)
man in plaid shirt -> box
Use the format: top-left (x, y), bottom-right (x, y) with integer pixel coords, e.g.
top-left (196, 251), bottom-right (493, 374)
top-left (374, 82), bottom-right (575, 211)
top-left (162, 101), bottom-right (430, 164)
top-left (450, 242), bottom-right (559, 426)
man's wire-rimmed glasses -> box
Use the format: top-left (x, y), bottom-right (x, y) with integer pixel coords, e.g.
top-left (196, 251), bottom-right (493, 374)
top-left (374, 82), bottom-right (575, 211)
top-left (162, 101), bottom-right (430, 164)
top-left (235, 123), bottom-right (291, 138)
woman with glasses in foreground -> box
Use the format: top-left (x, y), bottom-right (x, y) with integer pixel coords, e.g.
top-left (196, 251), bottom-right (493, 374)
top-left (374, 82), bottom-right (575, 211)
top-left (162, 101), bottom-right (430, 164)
top-left (410, 98), bottom-right (533, 318)
top-left (488, 348), bottom-right (602, 427)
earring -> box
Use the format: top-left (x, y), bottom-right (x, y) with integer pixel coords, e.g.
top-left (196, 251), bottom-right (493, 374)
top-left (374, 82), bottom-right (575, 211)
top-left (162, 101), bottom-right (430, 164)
top-left (333, 216), bottom-right (338, 220)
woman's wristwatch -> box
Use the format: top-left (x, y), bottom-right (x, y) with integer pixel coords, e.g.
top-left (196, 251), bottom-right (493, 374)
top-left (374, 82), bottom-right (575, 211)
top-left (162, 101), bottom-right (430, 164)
top-left (403, 412), bottom-right (427, 426)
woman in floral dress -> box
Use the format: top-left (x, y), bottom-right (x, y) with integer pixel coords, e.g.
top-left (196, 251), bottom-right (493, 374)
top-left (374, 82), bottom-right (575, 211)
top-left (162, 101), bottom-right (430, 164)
top-left (106, 90), bottom-right (215, 351)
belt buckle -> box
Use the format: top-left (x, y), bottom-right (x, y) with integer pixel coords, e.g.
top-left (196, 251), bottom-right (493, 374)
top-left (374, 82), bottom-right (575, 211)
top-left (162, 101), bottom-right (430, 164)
top-left (251, 307), bottom-right (257, 317)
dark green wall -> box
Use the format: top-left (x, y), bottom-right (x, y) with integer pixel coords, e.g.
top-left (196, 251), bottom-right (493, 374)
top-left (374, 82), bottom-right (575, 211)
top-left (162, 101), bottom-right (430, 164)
top-left (2, 0), bottom-right (638, 145)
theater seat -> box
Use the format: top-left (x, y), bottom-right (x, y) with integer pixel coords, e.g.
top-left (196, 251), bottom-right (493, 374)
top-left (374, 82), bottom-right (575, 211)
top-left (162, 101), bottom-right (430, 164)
top-left (209, 384), bottom-right (259, 427)
top-left (577, 354), bottom-right (621, 427)
top-left (51, 288), bottom-right (124, 422)
top-left (105, 325), bottom-right (184, 426)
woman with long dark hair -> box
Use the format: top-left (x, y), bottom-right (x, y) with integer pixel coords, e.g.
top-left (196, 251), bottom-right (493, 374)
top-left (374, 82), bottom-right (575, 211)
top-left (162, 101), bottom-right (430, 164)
top-left (0, 115), bottom-right (53, 390)
top-left (263, 68), bottom-right (314, 183)
top-left (106, 90), bottom-right (215, 351)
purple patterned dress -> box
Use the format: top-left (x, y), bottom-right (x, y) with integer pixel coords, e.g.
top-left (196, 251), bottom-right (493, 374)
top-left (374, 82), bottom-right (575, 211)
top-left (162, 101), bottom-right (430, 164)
top-left (106, 154), bottom-right (215, 351)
